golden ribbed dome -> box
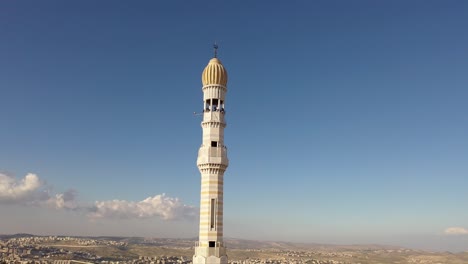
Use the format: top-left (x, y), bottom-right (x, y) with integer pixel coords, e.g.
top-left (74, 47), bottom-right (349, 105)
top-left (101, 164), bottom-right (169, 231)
top-left (202, 58), bottom-right (228, 86)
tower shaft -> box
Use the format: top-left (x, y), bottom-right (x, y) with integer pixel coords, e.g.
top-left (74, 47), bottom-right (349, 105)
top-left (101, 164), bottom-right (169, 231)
top-left (194, 57), bottom-right (229, 264)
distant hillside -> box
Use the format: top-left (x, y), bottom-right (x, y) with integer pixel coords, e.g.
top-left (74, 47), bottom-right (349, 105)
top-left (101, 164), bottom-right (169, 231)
top-left (223, 238), bottom-right (403, 251)
top-left (0, 234), bottom-right (405, 251)
top-left (0, 233), bottom-right (38, 239)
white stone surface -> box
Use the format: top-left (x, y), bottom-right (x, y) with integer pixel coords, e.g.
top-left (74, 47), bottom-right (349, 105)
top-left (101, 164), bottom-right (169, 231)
top-left (193, 57), bottom-right (229, 264)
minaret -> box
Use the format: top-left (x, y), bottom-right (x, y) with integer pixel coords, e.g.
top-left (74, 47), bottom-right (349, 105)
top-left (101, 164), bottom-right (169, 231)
top-left (193, 45), bottom-right (229, 264)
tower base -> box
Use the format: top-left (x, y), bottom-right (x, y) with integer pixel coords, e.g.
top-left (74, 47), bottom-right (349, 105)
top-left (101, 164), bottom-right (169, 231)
top-left (193, 246), bottom-right (227, 264)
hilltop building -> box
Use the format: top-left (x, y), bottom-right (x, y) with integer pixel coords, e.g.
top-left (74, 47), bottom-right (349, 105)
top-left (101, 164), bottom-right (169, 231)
top-left (193, 47), bottom-right (229, 264)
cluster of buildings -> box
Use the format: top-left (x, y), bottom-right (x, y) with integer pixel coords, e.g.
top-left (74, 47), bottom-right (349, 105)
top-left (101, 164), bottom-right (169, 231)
top-left (0, 244), bottom-right (97, 264)
top-left (136, 256), bottom-right (190, 264)
top-left (230, 260), bottom-right (348, 264)
top-left (1, 235), bottom-right (359, 264)
top-left (5, 237), bottom-right (126, 247)
top-left (280, 250), bottom-right (354, 259)
top-left (0, 236), bottom-right (122, 264)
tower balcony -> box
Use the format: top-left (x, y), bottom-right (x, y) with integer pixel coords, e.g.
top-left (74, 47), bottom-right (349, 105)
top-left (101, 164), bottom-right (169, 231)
top-left (202, 110), bottom-right (226, 127)
top-left (197, 146), bottom-right (229, 168)
top-left (194, 241), bottom-right (226, 257)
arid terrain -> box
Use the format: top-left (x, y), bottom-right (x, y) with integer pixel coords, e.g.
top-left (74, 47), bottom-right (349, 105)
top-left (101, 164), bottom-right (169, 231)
top-left (1, 234), bottom-right (467, 264)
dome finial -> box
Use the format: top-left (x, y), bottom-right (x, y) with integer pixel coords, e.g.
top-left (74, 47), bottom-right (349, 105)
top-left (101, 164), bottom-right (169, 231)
top-left (213, 42), bottom-right (218, 58)
top-left (202, 47), bottom-right (228, 86)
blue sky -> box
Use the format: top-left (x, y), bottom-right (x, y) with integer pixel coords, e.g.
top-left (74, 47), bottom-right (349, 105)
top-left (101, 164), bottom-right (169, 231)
top-left (1, 0), bottom-right (468, 252)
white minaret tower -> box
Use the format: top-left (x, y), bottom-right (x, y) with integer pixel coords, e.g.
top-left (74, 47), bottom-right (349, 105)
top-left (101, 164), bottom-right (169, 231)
top-left (193, 45), bottom-right (229, 264)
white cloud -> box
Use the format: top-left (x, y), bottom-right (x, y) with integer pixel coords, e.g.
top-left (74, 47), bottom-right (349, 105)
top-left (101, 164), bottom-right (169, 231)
top-left (88, 194), bottom-right (196, 220)
top-left (47, 189), bottom-right (79, 210)
top-left (0, 173), bottom-right (78, 210)
top-left (444, 227), bottom-right (468, 235)
top-left (0, 173), bottom-right (42, 202)
top-left (0, 172), bottom-right (195, 222)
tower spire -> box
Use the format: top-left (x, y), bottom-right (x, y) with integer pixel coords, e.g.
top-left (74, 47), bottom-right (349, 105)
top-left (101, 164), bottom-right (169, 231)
top-left (213, 42), bottom-right (218, 58)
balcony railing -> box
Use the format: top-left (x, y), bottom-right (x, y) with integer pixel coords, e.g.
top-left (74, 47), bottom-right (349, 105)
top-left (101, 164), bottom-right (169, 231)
top-left (194, 241), bottom-right (226, 257)
top-left (202, 110), bottom-right (226, 124)
top-left (198, 146), bottom-right (228, 159)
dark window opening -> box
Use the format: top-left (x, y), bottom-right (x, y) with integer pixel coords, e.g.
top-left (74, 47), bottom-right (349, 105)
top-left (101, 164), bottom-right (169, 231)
top-left (209, 241), bottom-right (215, 248)
top-left (210, 198), bottom-right (215, 229)
top-left (211, 141), bottom-right (218, 147)
top-left (205, 100), bottom-right (211, 112)
top-left (212, 99), bottom-right (219, 111)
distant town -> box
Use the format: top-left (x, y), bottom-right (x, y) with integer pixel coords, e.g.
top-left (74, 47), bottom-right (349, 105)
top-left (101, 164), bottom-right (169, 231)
top-left (1, 234), bottom-right (467, 264)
